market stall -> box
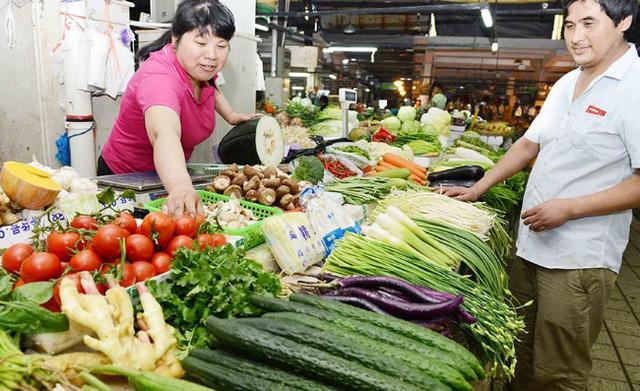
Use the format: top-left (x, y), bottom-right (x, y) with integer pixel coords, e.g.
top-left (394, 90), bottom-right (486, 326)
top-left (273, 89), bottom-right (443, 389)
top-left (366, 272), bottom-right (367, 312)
top-left (0, 94), bottom-right (531, 390)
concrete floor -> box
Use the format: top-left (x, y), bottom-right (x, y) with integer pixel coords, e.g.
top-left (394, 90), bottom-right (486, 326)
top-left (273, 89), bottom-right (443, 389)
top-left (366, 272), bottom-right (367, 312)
top-left (587, 217), bottom-right (640, 391)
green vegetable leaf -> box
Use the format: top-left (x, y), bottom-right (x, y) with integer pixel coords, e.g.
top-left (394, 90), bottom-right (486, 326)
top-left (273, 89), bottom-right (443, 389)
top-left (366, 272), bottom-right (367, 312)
top-left (12, 281), bottom-right (55, 304)
top-left (0, 301), bottom-right (69, 333)
top-left (97, 186), bottom-right (116, 205)
top-left (0, 273), bottom-right (14, 300)
top-left (120, 189), bottom-right (137, 201)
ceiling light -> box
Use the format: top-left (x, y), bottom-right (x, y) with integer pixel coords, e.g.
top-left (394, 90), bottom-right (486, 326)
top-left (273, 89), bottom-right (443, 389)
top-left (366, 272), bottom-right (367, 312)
top-left (481, 6), bottom-right (493, 28)
top-left (289, 72), bottom-right (311, 77)
top-left (323, 46), bottom-right (378, 62)
top-left (491, 41), bottom-right (499, 53)
top-left (365, 88), bottom-right (370, 92)
top-left (291, 86), bottom-right (304, 91)
top-left (552, 14), bottom-right (563, 40)
top-left (342, 59), bottom-right (350, 65)
top-left (343, 23), bottom-right (357, 34)
top-left (329, 74), bottom-right (337, 80)
top-left (429, 13), bottom-right (437, 37)
top-left (393, 80), bottom-right (403, 87)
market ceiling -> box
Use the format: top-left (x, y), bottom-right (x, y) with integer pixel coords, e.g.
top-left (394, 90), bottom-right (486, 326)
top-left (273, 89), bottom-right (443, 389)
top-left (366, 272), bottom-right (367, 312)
top-left (257, 0), bottom-right (640, 88)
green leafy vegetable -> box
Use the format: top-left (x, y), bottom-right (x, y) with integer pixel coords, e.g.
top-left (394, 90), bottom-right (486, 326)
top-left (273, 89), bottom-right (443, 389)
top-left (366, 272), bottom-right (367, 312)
top-left (335, 146), bottom-right (370, 160)
top-left (292, 156), bottom-right (325, 184)
top-left (11, 281), bottom-right (55, 304)
top-left (146, 245), bottom-right (281, 350)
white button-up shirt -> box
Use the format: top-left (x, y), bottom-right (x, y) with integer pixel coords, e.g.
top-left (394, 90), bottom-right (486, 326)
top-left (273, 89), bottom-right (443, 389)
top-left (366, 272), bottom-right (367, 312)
top-left (516, 44), bottom-right (640, 273)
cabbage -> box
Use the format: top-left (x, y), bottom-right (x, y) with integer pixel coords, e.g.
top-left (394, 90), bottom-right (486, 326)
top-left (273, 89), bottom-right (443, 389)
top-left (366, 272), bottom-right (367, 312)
top-left (309, 120), bottom-right (343, 137)
top-left (400, 120), bottom-right (422, 134)
top-left (420, 108), bottom-right (451, 137)
top-left (381, 116), bottom-right (401, 132)
top-left (397, 106), bottom-right (417, 122)
top-left (422, 123), bottom-right (438, 136)
top-left (316, 106), bottom-right (342, 121)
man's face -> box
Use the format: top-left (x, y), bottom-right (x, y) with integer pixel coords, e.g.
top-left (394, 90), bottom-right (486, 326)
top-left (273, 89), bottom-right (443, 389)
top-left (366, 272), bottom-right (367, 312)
top-left (564, 0), bottom-right (631, 68)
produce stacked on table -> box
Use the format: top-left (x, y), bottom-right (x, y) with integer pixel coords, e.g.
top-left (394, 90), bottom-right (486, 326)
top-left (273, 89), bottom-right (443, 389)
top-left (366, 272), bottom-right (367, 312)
top-left (183, 294), bottom-right (484, 391)
top-left (205, 164), bottom-right (302, 210)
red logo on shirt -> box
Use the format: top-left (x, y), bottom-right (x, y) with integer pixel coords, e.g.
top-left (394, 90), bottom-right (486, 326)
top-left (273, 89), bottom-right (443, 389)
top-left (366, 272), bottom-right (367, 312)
top-left (586, 105), bottom-right (607, 116)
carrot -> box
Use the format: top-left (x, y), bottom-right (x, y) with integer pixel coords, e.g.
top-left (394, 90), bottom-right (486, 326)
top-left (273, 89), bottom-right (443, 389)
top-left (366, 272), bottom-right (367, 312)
top-left (364, 170), bottom-right (377, 177)
top-left (410, 173), bottom-right (427, 186)
top-left (383, 157), bottom-right (425, 179)
top-left (383, 153), bottom-right (427, 178)
top-left (376, 161), bottom-right (399, 171)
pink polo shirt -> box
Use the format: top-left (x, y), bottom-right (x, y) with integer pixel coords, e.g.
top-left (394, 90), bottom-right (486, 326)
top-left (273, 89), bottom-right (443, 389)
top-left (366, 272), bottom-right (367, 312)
top-left (101, 44), bottom-right (216, 173)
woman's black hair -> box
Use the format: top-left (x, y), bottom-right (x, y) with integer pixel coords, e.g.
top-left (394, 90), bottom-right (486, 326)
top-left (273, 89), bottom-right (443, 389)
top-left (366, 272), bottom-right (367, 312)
top-left (136, 0), bottom-right (236, 63)
top-left (561, 0), bottom-right (638, 27)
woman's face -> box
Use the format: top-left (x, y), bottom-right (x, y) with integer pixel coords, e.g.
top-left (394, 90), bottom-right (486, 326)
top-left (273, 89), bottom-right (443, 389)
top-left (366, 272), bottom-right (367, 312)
top-left (172, 29), bottom-right (229, 86)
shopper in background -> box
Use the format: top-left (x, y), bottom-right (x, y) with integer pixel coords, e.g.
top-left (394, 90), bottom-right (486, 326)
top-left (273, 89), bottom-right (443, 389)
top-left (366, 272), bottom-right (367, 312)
top-left (439, 0), bottom-right (640, 389)
top-left (318, 95), bottom-right (329, 111)
top-left (99, 0), bottom-right (259, 217)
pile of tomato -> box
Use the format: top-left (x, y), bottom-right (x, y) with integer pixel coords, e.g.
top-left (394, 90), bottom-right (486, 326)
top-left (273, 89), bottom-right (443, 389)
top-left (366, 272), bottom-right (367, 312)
top-left (1, 211), bottom-right (226, 312)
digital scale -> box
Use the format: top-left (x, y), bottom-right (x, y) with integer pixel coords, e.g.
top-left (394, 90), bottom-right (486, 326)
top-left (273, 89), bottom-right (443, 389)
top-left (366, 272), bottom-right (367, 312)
top-left (339, 88), bottom-right (358, 139)
top-left (95, 170), bottom-right (215, 205)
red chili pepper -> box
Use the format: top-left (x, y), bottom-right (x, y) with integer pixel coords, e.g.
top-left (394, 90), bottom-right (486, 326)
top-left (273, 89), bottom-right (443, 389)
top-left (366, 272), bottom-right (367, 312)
top-left (372, 128), bottom-right (396, 143)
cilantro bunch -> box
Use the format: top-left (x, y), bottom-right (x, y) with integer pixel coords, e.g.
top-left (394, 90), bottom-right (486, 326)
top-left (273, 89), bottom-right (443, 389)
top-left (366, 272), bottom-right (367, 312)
top-left (146, 245), bottom-right (281, 351)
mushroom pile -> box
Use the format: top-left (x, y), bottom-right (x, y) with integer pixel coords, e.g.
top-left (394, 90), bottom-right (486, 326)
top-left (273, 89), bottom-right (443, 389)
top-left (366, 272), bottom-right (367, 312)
top-left (205, 164), bottom-right (301, 210)
top-left (203, 198), bottom-right (259, 229)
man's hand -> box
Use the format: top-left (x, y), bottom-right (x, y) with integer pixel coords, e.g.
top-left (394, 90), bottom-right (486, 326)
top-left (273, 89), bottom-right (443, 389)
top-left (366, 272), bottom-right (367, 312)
top-left (433, 186), bottom-right (482, 202)
top-left (521, 198), bottom-right (573, 232)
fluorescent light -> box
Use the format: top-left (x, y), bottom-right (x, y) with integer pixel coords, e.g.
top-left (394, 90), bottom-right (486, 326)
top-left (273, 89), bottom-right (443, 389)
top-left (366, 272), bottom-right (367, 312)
top-left (481, 6), bottom-right (493, 28)
top-left (329, 74), bottom-right (337, 80)
top-left (552, 14), bottom-right (563, 40)
top-left (289, 72), bottom-right (311, 77)
top-left (429, 13), bottom-right (437, 37)
top-left (255, 23), bottom-right (269, 32)
top-left (365, 88), bottom-right (370, 92)
top-left (342, 59), bottom-right (350, 65)
top-left (323, 46), bottom-right (378, 62)
top-left (491, 41), bottom-right (499, 52)
top-left (291, 86), bottom-right (304, 91)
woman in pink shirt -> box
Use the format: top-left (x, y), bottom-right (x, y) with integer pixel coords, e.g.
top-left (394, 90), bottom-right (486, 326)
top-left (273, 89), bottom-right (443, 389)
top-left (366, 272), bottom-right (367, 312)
top-left (99, 0), bottom-right (257, 217)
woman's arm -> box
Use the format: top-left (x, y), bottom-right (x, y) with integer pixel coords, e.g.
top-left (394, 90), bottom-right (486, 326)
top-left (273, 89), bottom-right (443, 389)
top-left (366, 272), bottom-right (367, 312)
top-left (215, 90), bottom-right (261, 125)
top-left (145, 106), bottom-right (202, 217)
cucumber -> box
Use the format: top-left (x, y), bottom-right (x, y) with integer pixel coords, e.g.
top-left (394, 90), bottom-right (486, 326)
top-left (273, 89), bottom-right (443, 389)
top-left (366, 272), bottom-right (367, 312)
top-left (290, 293), bottom-right (484, 378)
top-left (375, 168), bottom-right (411, 178)
top-left (183, 356), bottom-right (285, 390)
top-left (250, 295), bottom-right (481, 379)
top-left (238, 317), bottom-right (458, 391)
top-left (265, 311), bottom-right (476, 387)
top-left (205, 316), bottom-right (424, 391)
top-left (189, 349), bottom-right (338, 391)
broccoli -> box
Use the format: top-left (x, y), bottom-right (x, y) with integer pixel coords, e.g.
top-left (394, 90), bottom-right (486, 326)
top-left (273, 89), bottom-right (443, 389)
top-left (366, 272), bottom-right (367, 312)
top-left (292, 156), bottom-right (325, 184)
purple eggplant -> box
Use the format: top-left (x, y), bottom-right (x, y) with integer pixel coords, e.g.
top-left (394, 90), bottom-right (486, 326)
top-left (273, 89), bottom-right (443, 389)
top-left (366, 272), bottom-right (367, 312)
top-left (455, 307), bottom-right (477, 324)
top-left (414, 285), bottom-right (458, 301)
top-left (337, 287), bottom-right (464, 320)
top-left (321, 295), bottom-right (390, 315)
top-left (332, 276), bottom-right (450, 304)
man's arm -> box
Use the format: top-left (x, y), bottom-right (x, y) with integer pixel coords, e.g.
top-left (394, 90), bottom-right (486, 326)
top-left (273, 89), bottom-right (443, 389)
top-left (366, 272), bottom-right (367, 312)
top-left (522, 171), bottom-right (640, 231)
top-left (440, 136), bottom-right (539, 201)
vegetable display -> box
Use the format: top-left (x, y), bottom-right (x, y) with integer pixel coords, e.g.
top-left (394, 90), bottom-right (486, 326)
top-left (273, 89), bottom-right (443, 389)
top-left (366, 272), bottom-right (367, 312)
top-left (146, 244), bottom-right (282, 350)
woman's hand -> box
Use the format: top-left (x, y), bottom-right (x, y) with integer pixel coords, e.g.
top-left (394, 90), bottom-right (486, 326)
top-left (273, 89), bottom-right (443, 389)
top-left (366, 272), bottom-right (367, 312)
top-left (432, 185), bottom-right (482, 202)
top-left (231, 112), bottom-right (263, 124)
top-left (162, 186), bottom-right (203, 217)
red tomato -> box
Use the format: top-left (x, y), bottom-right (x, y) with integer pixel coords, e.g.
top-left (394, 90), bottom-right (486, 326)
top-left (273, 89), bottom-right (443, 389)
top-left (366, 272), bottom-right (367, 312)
top-left (166, 235), bottom-right (194, 256)
top-left (2, 243), bottom-right (33, 274)
top-left (92, 224), bottom-right (129, 259)
top-left (53, 273), bottom-right (83, 305)
top-left (150, 252), bottom-right (172, 274)
top-left (195, 213), bottom-right (206, 226)
top-left (13, 278), bottom-right (26, 290)
top-left (114, 211), bottom-right (137, 235)
top-left (101, 262), bottom-right (136, 288)
top-left (196, 233), bottom-right (213, 248)
top-left (175, 215), bottom-right (198, 238)
top-left (41, 297), bottom-right (61, 312)
top-left (46, 231), bottom-right (81, 262)
top-left (69, 248), bottom-right (102, 272)
top-left (125, 234), bottom-right (155, 262)
top-left (70, 215), bottom-right (98, 230)
top-left (131, 261), bottom-right (156, 282)
top-left (20, 252), bottom-right (62, 283)
top-left (211, 233), bottom-right (227, 247)
top-left (140, 212), bottom-right (175, 248)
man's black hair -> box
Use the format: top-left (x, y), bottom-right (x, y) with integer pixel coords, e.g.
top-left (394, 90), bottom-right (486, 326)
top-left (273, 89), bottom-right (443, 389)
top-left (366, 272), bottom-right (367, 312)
top-left (562, 0), bottom-right (638, 27)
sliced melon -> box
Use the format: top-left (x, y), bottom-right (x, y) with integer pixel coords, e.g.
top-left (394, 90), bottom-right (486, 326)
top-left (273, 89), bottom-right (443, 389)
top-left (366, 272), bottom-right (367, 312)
top-left (255, 115), bottom-right (284, 166)
top-left (0, 161), bottom-right (61, 210)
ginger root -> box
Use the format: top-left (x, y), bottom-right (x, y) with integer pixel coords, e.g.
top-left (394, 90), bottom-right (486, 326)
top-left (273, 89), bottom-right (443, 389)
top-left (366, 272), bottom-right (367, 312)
top-left (59, 272), bottom-right (184, 378)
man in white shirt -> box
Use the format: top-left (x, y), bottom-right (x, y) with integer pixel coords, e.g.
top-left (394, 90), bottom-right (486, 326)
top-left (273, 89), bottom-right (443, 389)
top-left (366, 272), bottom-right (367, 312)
top-left (441, 0), bottom-right (640, 389)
